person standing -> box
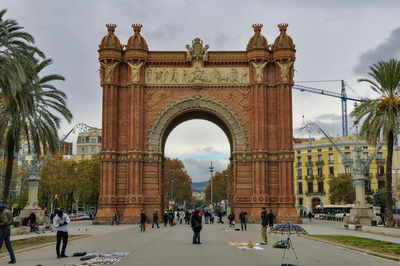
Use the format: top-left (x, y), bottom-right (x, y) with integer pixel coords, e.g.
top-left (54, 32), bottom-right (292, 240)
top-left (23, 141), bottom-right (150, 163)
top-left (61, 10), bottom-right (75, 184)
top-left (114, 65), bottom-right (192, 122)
top-left (239, 209), bottom-right (247, 231)
top-left (53, 209), bottom-right (70, 258)
top-left (191, 210), bottom-right (202, 244)
top-left (0, 203), bottom-right (16, 264)
top-left (260, 207), bottom-right (268, 245)
top-left (112, 212), bottom-right (118, 226)
top-left (218, 210), bottom-right (224, 224)
top-left (28, 212), bottom-right (36, 232)
top-left (140, 209), bottom-right (147, 232)
top-left (152, 211), bottom-right (160, 228)
top-left (308, 211), bottom-right (313, 222)
top-left (163, 211), bottom-right (168, 227)
top-left (268, 209), bottom-right (275, 229)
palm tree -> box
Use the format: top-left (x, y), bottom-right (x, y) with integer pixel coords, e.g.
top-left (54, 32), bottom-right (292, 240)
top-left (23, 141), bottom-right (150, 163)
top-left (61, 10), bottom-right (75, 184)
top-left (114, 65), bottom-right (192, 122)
top-left (0, 56), bottom-right (73, 203)
top-left (351, 59), bottom-right (400, 227)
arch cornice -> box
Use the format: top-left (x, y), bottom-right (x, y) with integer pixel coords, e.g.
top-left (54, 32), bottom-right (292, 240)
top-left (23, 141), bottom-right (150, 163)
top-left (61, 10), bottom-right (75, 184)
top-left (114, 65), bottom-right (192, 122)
top-left (147, 95), bottom-right (248, 153)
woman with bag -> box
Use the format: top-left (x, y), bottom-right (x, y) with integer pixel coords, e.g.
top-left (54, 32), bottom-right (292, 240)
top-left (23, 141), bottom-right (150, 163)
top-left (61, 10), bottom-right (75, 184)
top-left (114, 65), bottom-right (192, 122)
top-left (140, 209), bottom-right (147, 232)
top-left (191, 209), bottom-right (202, 244)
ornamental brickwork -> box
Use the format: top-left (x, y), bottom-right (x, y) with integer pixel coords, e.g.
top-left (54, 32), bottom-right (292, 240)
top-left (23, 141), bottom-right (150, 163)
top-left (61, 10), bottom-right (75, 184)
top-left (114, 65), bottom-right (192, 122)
top-left (94, 23), bottom-right (301, 224)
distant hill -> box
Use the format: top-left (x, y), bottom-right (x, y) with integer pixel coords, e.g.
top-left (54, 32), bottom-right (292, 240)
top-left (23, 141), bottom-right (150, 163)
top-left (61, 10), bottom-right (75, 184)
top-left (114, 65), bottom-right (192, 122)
top-left (191, 181), bottom-right (209, 192)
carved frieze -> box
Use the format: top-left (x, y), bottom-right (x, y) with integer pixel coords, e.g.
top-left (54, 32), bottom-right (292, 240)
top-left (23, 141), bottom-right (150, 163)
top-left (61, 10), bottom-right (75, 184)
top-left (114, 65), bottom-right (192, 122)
top-left (276, 59), bottom-right (294, 82)
top-left (145, 66), bottom-right (249, 85)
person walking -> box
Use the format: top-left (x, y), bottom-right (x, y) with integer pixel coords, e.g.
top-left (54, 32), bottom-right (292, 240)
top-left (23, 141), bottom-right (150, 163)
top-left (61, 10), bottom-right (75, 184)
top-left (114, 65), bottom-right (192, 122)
top-left (112, 212), bottom-right (118, 226)
top-left (140, 209), bottom-right (147, 232)
top-left (268, 209), bottom-right (275, 229)
top-left (0, 203), bottom-right (16, 264)
top-left (218, 210), bottom-right (224, 224)
top-left (152, 211), bottom-right (160, 228)
top-left (228, 211), bottom-right (235, 228)
top-left (53, 209), bottom-right (70, 258)
top-left (163, 211), bottom-right (169, 227)
top-left (191, 210), bottom-right (202, 244)
top-left (308, 211), bottom-right (313, 222)
top-left (260, 207), bottom-right (268, 245)
top-left (28, 212), bottom-right (37, 232)
top-left (239, 209), bottom-right (247, 231)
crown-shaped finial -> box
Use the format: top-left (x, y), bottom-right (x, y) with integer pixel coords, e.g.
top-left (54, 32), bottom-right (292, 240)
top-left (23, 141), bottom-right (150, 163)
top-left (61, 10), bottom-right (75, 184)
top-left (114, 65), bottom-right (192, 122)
top-left (278, 23), bottom-right (288, 32)
top-left (106, 24), bottom-right (117, 33)
top-left (252, 23), bottom-right (263, 32)
top-left (132, 24), bottom-right (143, 32)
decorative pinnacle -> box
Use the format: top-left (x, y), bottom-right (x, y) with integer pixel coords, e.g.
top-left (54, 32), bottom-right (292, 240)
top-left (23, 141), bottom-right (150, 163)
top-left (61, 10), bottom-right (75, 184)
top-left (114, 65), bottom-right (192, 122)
top-left (106, 24), bottom-right (117, 33)
top-left (278, 23), bottom-right (288, 32)
top-left (252, 23), bottom-right (263, 32)
top-left (132, 24), bottom-right (143, 32)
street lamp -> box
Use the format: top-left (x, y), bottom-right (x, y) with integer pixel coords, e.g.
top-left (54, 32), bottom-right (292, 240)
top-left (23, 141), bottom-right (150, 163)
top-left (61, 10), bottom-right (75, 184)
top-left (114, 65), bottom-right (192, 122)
top-left (209, 161), bottom-right (214, 205)
top-left (17, 123), bottom-right (93, 224)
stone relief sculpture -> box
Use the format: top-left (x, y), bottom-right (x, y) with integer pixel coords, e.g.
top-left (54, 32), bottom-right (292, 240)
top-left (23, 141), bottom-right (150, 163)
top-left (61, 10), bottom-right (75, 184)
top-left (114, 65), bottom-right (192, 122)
top-left (145, 66), bottom-right (249, 84)
top-left (101, 61), bottom-right (118, 83)
top-left (251, 61), bottom-right (267, 82)
top-left (276, 59), bottom-right (294, 82)
top-left (127, 61), bottom-right (144, 82)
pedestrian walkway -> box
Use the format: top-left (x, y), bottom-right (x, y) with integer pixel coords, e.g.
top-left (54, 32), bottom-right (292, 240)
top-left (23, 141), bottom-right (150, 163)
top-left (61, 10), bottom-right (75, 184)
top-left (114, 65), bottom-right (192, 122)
top-left (1, 219), bottom-right (399, 265)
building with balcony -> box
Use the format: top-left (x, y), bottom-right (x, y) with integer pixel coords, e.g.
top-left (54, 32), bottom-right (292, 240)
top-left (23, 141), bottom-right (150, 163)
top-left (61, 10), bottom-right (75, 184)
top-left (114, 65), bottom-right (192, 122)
top-left (294, 136), bottom-right (388, 212)
top-left (76, 128), bottom-right (102, 160)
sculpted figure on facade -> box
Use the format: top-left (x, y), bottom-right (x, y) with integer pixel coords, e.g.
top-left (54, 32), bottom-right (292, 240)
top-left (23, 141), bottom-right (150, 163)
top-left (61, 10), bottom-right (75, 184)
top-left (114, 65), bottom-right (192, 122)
top-left (276, 59), bottom-right (294, 82)
top-left (185, 38), bottom-right (209, 60)
top-left (252, 61), bottom-right (267, 82)
top-left (101, 61), bottom-right (118, 83)
top-left (127, 61), bottom-right (144, 82)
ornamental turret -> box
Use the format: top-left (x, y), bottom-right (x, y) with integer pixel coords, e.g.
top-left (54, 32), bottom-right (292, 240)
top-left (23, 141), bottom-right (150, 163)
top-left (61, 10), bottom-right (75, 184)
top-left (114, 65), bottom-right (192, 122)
top-left (98, 24), bottom-right (122, 85)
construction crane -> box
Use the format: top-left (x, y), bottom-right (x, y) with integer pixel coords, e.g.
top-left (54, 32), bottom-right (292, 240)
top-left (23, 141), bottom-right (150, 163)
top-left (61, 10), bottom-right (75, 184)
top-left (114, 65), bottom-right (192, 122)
top-left (293, 80), bottom-right (366, 137)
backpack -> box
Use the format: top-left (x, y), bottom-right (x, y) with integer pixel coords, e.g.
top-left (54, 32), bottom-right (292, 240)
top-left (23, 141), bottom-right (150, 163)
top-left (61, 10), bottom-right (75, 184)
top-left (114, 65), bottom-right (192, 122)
top-left (273, 240), bottom-right (289, 249)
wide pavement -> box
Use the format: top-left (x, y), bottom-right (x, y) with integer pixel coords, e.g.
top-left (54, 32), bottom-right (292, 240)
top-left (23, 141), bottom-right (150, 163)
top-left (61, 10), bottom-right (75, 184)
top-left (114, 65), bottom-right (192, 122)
top-left (1, 219), bottom-right (399, 266)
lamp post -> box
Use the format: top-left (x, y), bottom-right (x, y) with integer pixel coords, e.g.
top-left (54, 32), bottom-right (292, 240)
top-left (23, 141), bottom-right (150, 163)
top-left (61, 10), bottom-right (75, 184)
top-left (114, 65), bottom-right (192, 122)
top-left (209, 161), bottom-right (214, 205)
top-left (225, 174), bottom-right (230, 215)
top-left (302, 117), bottom-right (382, 226)
top-left (17, 123), bottom-right (93, 224)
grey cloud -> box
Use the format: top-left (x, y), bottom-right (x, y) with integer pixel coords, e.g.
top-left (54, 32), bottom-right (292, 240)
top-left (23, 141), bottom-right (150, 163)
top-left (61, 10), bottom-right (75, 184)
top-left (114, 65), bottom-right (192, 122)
top-left (315, 113), bottom-right (342, 122)
top-left (195, 146), bottom-right (224, 155)
top-left (353, 27), bottom-right (400, 75)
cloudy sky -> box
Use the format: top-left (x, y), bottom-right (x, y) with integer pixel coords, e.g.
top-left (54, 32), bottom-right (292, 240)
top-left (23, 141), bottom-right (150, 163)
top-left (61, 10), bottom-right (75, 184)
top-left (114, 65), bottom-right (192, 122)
top-left (3, 0), bottom-right (400, 182)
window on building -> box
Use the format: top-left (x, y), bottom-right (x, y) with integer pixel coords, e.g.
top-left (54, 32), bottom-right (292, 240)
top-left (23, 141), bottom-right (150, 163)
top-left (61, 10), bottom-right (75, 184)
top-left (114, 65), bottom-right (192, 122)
top-left (318, 149), bottom-right (322, 152)
top-left (378, 166), bottom-right (385, 176)
top-left (363, 146), bottom-right (368, 149)
top-left (377, 152), bottom-right (382, 159)
top-left (85, 136), bottom-right (90, 143)
top-left (298, 182), bottom-right (303, 194)
top-left (77, 137), bottom-right (81, 143)
top-left (297, 150), bottom-right (301, 154)
top-left (307, 182), bottom-right (313, 193)
top-left (81, 147), bottom-right (85, 153)
top-left (92, 146), bottom-right (96, 153)
top-left (365, 180), bottom-right (371, 191)
top-left (363, 152), bottom-right (368, 160)
top-left (345, 153), bottom-right (350, 160)
top-left (317, 168), bottom-right (323, 177)
top-left (297, 169), bottom-right (302, 178)
top-left (98, 136), bottom-right (102, 143)
top-left (328, 153), bottom-right (334, 163)
top-left (329, 167), bottom-right (334, 175)
top-left (345, 146), bottom-right (350, 150)
top-left (307, 168), bottom-right (313, 177)
top-left (299, 198), bottom-right (303, 205)
top-left (345, 166), bottom-right (351, 175)
top-left (378, 180), bottom-right (385, 189)
top-left (318, 182), bottom-right (324, 193)
top-left (307, 155), bottom-right (312, 164)
top-left (318, 154), bottom-right (322, 162)
top-left (308, 149), bottom-right (312, 153)
top-left (329, 147), bottom-right (333, 151)
top-left (91, 138), bottom-right (96, 143)
top-left (297, 156), bottom-right (301, 164)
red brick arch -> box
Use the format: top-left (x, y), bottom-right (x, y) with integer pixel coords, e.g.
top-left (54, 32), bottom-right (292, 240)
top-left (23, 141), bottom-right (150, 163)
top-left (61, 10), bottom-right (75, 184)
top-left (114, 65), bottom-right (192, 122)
top-left (94, 23), bottom-right (300, 223)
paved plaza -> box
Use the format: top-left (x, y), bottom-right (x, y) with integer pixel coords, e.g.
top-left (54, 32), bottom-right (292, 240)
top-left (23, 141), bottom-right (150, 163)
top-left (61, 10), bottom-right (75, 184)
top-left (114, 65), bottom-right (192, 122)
top-left (0, 219), bottom-right (399, 265)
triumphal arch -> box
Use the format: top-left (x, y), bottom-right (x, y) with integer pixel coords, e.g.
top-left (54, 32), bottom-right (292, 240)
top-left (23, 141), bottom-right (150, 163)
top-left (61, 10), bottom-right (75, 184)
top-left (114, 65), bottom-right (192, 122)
top-left (94, 23), bottom-right (300, 223)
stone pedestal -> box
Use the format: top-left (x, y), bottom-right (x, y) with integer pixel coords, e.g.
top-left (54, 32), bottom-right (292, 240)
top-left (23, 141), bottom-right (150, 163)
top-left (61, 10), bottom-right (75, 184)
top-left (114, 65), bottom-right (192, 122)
top-left (16, 180), bottom-right (45, 225)
top-left (344, 205), bottom-right (381, 227)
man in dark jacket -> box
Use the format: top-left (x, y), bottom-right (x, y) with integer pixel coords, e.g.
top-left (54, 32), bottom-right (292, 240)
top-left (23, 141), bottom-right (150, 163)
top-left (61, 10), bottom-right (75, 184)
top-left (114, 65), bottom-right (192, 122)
top-left (152, 211), bottom-right (160, 228)
top-left (261, 207), bottom-right (268, 245)
top-left (239, 209), bottom-right (247, 231)
top-left (228, 211), bottom-right (235, 228)
top-left (140, 209), bottom-right (147, 232)
top-left (191, 210), bottom-right (202, 244)
top-left (28, 212), bottom-right (36, 232)
top-left (163, 211), bottom-right (168, 227)
top-left (268, 209), bottom-right (275, 229)
top-left (0, 203), bottom-right (16, 264)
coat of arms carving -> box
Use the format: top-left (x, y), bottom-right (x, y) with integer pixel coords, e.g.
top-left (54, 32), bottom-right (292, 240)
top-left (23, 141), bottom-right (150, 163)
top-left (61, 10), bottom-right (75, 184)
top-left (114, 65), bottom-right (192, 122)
top-left (185, 38), bottom-right (209, 61)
